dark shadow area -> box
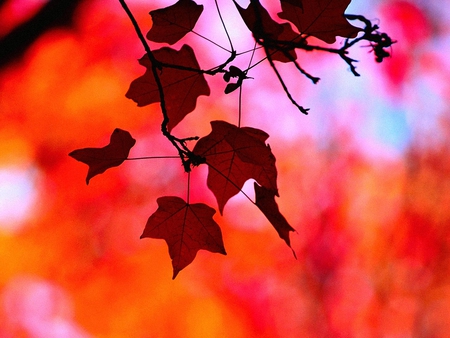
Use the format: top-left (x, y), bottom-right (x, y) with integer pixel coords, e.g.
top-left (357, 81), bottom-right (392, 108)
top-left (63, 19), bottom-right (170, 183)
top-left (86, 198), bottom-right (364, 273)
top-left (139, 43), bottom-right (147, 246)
top-left (0, 0), bottom-right (85, 69)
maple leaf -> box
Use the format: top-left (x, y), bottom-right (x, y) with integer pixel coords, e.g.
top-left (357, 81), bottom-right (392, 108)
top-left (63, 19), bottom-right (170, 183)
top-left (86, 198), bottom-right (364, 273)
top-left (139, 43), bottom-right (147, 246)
top-left (69, 129), bottom-right (136, 184)
top-left (234, 0), bottom-right (298, 62)
top-left (126, 45), bottom-right (210, 131)
top-left (234, 0), bottom-right (283, 38)
top-left (254, 183), bottom-right (296, 257)
top-left (193, 120), bottom-right (278, 214)
top-left (278, 0), bottom-right (361, 44)
top-left (147, 0), bottom-right (203, 45)
top-left (141, 196), bottom-right (226, 279)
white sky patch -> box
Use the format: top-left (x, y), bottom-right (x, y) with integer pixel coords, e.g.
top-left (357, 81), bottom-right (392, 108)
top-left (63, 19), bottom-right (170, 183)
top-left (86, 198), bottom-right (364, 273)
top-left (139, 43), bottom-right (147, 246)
top-left (0, 167), bottom-right (39, 233)
top-left (2, 276), bottom-right (92, 338)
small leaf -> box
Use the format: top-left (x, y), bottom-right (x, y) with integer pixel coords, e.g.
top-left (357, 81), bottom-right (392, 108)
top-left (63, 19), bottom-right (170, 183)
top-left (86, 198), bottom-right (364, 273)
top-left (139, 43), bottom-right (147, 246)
top-left (254, 183), bottom-right (296, 258)
top-left (69, 129), bottom-right (136, 184)
top-left (278, 0), bottom-right (361, 44)
top-left (193, 121), bottom-right (278, 214)
top-left (147, 0), bottom-right (203, 45)
top-left (126, 45), bottom-right (210, 131)
top-left (224, 82), bottom-right (240, 94)
top-left (141, 196), bottom-right (226, 279)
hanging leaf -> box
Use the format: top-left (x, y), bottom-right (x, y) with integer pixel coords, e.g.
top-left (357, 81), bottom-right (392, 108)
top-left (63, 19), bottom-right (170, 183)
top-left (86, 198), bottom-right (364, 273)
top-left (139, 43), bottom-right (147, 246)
top-left (126, 45), bottom-right (210, 131)
top-left (278, 0), bottom-right (361, 44)
top-left (147, 0), bottom-right (204, 45)
top-left (234, 0), bottom-right (298, 62)
top-left (193, 120), bottom-right (278, 214)
top-left (141, 196), bottom-right (226, 279)
top-left (69, 129), bottom-right (136, 184)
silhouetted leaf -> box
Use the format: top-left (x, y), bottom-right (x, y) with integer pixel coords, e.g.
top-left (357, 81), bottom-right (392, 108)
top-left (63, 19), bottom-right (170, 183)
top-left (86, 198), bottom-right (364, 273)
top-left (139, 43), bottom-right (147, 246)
top-left (278, 0), bottom-right (361, 43)
top-left (69, 129), bottom-right (136, 184)
top-left (141, 196), bottom-right (226, 279)
top-left (234, 0), bottom-right (298, 62)
top-left (224, 82), bottom-right (241, 94)
top-left (254, 182), bottom-right (296, 257)
top-left (126, 45), bottom-right (210, 131)
top-left (147, 0), bottom-right (203, 45)
top-left (193, 120), bottom-right (278, 214)
top-left (235, 0), bottom-right (283, 38)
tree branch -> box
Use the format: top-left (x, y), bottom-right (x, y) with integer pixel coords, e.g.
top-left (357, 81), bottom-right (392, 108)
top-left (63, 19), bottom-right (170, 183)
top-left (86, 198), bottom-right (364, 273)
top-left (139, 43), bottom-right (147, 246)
top-left (119, 0), bottom-right (207, 172)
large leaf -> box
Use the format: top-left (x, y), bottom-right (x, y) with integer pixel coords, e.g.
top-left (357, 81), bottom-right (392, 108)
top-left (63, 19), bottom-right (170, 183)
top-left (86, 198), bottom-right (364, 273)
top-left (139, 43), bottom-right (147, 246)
top-left (193, 120), bottom-right (278, 214)
top-left (147, 0), bottom-right (203, 45)
top-left (126, 45), bottom-right (210, 132)
top-left (69, 128), bottom-right (136, 184)
top-left (141, 196), bottom-right (226, 279)
top-left (278, 0), bottom-right (361, 43)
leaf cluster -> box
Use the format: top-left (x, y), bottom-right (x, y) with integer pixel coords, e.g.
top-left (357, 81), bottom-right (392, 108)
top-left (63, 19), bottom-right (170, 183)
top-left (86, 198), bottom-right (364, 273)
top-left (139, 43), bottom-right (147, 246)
top-left (70, 0), bottom-right (393, 278)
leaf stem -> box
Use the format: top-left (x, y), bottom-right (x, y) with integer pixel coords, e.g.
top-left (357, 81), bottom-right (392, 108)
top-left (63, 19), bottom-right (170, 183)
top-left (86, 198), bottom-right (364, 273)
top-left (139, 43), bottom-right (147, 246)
top-left (187, 172), bottom-right (191, 204)
top-left (215, 0), bottom-right (234, 52)
top-left (126, 156), bottom-right (180, 160)
top-left (191, 30), bottom-right (231, 52)
top-left (238, 85), bottom-right (243, 128)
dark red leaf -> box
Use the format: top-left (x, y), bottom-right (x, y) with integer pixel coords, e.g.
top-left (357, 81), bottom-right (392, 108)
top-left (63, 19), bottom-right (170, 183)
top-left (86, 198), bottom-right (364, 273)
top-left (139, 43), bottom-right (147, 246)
top-left (125, 45), bottom-right (210, 131)
top-left (235, 0), bottom-right (283, 38)
top-left (141, 196), bottom-right (226, 279)
top-left (254, 183), bottom-right (296, 257)
top-left (278, 0), bottom-right (361, 44)
top-left (234, 0), bottom-right (298, 62)
top-left (193, 120), bottom-right (278, 214)
top-left (69, 129), bottom-right (136, 185)
top-left (147, 0), bottom-right (203, 45)
top-left (271, 23), bottom-right (301, 62)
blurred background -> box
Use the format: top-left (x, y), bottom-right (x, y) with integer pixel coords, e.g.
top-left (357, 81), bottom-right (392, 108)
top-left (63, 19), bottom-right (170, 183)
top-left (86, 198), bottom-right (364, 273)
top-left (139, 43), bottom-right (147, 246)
top-left (1, 0), bottom-right (449, 337)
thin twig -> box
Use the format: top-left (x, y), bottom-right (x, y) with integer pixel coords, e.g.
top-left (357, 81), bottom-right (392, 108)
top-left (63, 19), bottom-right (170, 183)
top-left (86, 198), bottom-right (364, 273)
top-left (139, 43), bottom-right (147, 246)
top-left (264, 45), bottom-right (310, 115)
top-left (187, 172), bottom-right (191, 204)
top-left (191, 30), bottom-right (231, 52)
top-left (291, 59), bottom-right (320, 84)
top-left (238, 85), bottom-right (243, 128)
top-left (215, 0), bottom-right (234, 52)
top-left (126, 156), bottom-right (180, 160)
top-left (237, 42), bottom-right (257, 127)
top-left (119, 0), bottom-right (201, 172)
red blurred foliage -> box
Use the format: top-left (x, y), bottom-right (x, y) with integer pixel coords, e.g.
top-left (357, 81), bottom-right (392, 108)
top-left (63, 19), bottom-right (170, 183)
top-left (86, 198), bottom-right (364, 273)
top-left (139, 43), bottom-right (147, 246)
top-left (0, 0), bottom-right (44, 36)
top-left (380, 0), bottom-right (431, 46)
top-left (378, 0), bottom-right (432, 91)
